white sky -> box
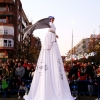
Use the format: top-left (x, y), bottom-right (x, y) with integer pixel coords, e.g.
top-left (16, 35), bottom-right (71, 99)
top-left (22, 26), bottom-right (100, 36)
top-left (21, 0), bottom-right (100, 56)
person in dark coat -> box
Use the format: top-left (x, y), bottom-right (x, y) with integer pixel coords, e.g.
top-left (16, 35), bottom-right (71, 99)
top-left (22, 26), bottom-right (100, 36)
top-left (68, 62), bottom-right (78, 79)
top-left (87, 62), bottom-right (93, 79)
top-left (95, 66), bottom-right (100, 100)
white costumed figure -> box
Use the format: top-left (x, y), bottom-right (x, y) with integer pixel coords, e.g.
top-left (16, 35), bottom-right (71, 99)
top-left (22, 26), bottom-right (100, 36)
top-left (24, 16), bottom-right (74, 100)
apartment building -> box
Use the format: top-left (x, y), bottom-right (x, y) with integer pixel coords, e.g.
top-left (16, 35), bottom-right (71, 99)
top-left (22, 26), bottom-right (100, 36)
top-left (75, 38), bottom-right (90, 55)
top-left (88, 34), bottom-right (100, 52)
top-left (0, 0), bottom-right (31, 59)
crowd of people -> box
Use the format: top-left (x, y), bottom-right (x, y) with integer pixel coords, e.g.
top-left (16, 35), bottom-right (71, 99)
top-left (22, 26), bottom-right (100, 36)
top-left (0, 59), bottom-right (100, 99)
top-left (0, 59), bottom-right (35, 98)
top-left (64, 61), bottom-right (100, 99)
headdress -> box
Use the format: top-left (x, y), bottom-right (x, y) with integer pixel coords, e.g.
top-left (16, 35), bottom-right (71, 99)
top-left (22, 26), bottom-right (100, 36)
top-left (48, 16), bottom-right (55, 19)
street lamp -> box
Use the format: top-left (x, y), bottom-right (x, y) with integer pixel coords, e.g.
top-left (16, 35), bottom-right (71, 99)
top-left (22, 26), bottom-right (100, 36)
top-left (71, 21), bottom-right (74, 67)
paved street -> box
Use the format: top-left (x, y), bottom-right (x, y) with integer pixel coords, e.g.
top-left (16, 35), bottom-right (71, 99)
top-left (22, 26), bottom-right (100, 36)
top-left (0, 96), bottom-right (97, 100)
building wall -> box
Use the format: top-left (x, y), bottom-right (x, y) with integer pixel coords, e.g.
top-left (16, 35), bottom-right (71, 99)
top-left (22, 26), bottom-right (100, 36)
top-left (75, 38), bottom-right (90, 55)
top-left (0, 26), bottom-right (14, 35)
top-left (0, 0), bottom-right (31, 59)
top-left (88, 34), bottom-right (100, 52)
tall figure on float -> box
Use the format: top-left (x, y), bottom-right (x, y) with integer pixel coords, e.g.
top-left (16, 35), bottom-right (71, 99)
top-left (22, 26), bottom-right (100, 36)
top-left (24, 16), bottom-right (74, 100)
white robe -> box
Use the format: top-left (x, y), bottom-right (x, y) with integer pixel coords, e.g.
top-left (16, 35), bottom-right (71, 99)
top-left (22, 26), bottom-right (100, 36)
top-left (24, 22), bottom-right (74, 100)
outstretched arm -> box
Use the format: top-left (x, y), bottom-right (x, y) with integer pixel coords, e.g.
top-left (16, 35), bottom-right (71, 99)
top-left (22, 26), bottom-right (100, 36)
top-left (56, 35), bottom-right (59, 38)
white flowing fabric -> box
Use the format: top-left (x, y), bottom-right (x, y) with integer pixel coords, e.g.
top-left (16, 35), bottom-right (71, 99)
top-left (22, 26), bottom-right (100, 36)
top-left (24, 22), bottom-right (74, 100)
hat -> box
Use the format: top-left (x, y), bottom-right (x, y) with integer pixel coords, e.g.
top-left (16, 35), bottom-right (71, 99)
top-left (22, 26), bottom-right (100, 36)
top-left (48, 16), bottom-right (55, 19)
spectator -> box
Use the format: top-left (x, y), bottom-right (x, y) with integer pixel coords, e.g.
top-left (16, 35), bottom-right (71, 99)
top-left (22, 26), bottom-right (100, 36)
top-left (87, 62), bottom-right (93, 79)
top-left (15, 59), bottom-right (19, 63)
top-left (93, 66), bottom-right (98, 94)
top-left (20, 59), bottom-right (24, 66)
top-left (69, 74), bottom-right (78, 99)
top-left (93, 65), bottom-right (98, 79)
top-left (15, 62), bottom-right (25, 79)
top-left (1, 76), bottom-right (9, 98)
top-left (87, 76), bottom-right (93, 96)
top-left (95, 66), bottom-right (100, 100)
top-left (5, 66), bottom-right (10, 79)
top-left (78, 62), bottom-right (87, 95)
top-left (23, 59), bottom-right (31, 69)
top-left (29, 68), bottom-right (35, 80)
top-left (68, 62), bottom-right (78, 79)
top-left (1, 62), bottom-right (7, 77)
top-left (77, 61), bottom-right (81, 70)
top-left (64, 64), bottom-right (71, 77)
top-left (18, 81), bottom-right (28, 99)
top-left (24, 66), bottom-right (31, 80)
top-left (7, 62), bottom-right (12, 70)
top-left (10, 80), bottom-right (18, 95)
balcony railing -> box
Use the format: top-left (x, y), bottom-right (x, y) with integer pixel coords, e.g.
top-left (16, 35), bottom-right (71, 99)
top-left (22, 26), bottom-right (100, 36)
top-left (0, 7), bottom-right (6, 12)
top-left (0, 0), bottom-right (14, 4)
top-left (0, 12), bottom-right (14, 16)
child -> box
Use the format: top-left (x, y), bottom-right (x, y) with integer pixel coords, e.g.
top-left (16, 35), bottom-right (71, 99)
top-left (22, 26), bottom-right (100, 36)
top-left (29, 68), bottom-right (35, 80)
top-left (18, 81), bottom-right (28, 99)
top-left (69, 74), bottom-right (78, 99)
top-left (87, 76), bottom-right (93, 96)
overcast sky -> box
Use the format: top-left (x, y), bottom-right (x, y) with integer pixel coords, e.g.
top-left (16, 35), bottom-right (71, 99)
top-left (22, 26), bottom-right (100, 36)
top-left (21, 0), bottom-right (100, 55)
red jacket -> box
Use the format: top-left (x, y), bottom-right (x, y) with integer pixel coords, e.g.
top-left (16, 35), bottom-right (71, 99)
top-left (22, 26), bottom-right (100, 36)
top-left (78, 71), bottom-right (87, 80)
top-left (23, 63), bottom-right (31, 68)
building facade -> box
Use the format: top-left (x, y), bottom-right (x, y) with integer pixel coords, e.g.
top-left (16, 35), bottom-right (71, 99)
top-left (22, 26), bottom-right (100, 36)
top-left (0, 0), bottom-right (31, 59)
top-left (67, 38), bottom-right (90, 56)
top-left (75, 38), bottom-right (90, 55)
top-left (88, 34), bottom-right (100, 52)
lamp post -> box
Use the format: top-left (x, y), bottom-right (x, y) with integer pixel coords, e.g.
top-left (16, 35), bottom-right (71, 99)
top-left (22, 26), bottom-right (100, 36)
top-left (71, 21), bottom-right (74, 67)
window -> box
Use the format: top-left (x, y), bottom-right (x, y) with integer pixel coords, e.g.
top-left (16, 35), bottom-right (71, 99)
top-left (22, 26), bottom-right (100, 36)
top-left (18, 25), bottom-right (20, 30)
top-left (18, 15), bottom-right (22, 22)
top-left (18, 5), bottom-right (19, 10)
top-left (3, 39), bottom-right (13, 47)
top-left (0, 19), bottom-right (6, 23)
top-left (0, 7), bottom-right (6, 11)
top-left (20, 26), bottom-right (23, 32)
top-left (18, 34), bottom-right (20, 42)
top-left (83, 40), bottom-right (85, 43)
top-left (4, 40), bottom-right (7, 47)
top-left (0, 40), bottom-right (2, 46)
top-left (82, 45), bottom-right (86, 48)
top-left (4, 30), bottom-right (8, 35)
top-left (21, 35), bottom-right (23, 41)
top-left (0, 30), bottom-right (3, 34)
top-left (18, 15), bottom-right (20, 20)
top-left (8, 40), bottom-right (11, 47)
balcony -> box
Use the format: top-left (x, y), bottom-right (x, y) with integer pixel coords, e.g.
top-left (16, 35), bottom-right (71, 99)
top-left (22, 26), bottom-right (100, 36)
top-left (0, 0), bottom-right (14, 4)
top-left (0, 7), bottom-right (6, 12)
top-left (0, 11), bottom-right (14, 16)
top-left (0, 38), bottom-right (14, 50)
top-left (0, 23), bottom-right (14, 27)
top-left (0, 35), bottom-right (14, 39)
top-left (0, 46), bottom-right (14, 50)
top-left (0, 25), bottom-right (14, 34)
top-left (22, 19), bottom-right (26, 28)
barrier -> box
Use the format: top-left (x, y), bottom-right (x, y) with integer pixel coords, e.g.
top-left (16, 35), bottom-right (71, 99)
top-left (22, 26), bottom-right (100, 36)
top-left (69, 80), bottom-right (99, 97)
top-left (0, 79), bottom-right (100, 98)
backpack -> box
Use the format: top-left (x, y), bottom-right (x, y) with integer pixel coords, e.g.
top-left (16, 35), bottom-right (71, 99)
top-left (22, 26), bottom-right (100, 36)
top-left (2, 80), bottom-right (8, 89)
